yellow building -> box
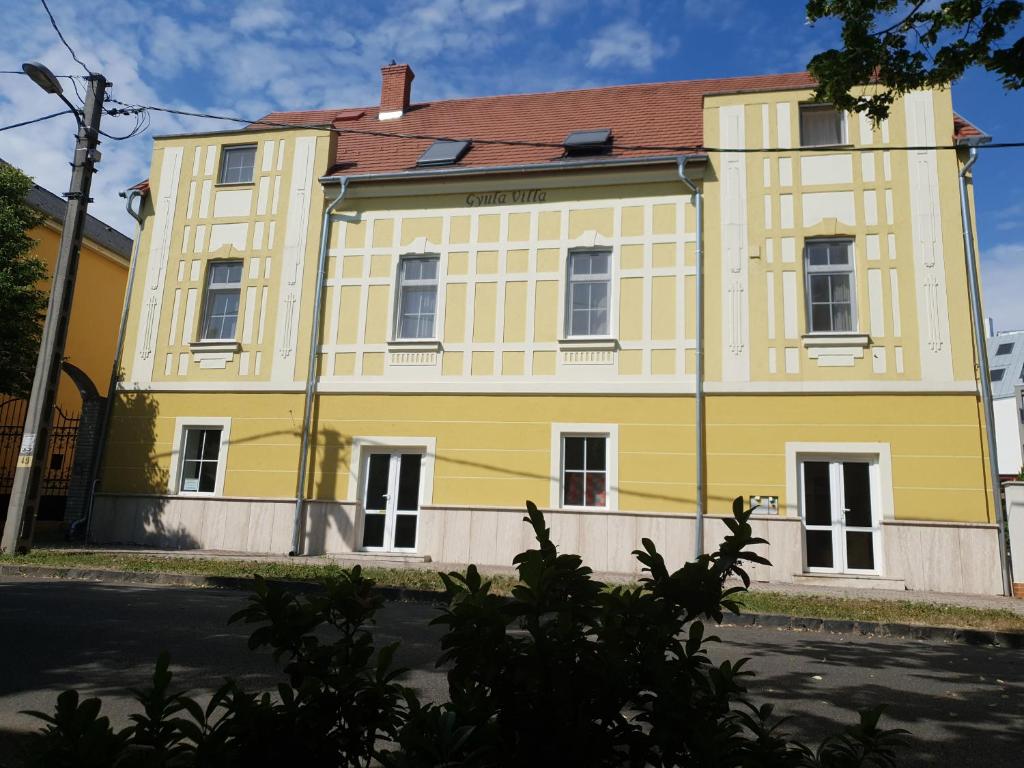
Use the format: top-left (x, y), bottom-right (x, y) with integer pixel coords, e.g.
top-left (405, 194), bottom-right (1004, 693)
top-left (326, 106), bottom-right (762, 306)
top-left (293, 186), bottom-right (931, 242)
top-left (1, 170), bottom-right (132, 522)
top-left (95, 66), bottom-right (1004, 593)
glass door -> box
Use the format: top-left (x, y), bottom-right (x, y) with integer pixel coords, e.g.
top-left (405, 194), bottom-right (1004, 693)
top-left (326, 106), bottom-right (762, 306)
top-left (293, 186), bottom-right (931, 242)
top-left (361, 451), bottom-right (422, 552)
top-left (800, 458), bottom-right (880, 574)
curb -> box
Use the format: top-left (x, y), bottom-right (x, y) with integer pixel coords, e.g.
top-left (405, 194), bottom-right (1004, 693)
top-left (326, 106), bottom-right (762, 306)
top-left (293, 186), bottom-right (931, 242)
top-left (3, 564), bottom-right (1021, 649)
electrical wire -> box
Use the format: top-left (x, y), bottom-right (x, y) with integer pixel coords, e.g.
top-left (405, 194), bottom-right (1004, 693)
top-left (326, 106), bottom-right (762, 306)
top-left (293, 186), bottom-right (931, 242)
top-left (107, 97), bottom-right (1024, 155)
top-left (0, 110), bottom-right (72, 133)
top-left (39, 0), bottom-right (92, 75)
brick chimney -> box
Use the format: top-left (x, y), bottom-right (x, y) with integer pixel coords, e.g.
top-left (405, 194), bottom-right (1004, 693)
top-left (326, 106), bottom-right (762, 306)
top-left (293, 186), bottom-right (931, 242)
top-left (379, 63), bottom-right (414, 120)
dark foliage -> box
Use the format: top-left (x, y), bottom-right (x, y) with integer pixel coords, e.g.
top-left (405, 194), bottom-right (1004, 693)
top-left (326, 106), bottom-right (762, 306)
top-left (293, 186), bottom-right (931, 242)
top-left (0, 163), bottom-right (48, 398)
top-left (24, 499), bottom-right (906, 767)
top-left (806, 0), bottom-right (1023, 120)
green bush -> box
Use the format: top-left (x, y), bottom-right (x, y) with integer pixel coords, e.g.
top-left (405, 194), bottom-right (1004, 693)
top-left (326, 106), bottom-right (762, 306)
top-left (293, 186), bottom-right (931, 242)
top-left (24, 499), bottom-right (905, 767)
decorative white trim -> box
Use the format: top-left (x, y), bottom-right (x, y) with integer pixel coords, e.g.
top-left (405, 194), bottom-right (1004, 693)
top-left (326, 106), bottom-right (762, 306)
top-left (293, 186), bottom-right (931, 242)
top-left (345, 436), bottom-right (436, 504)
top-left (168, 416), bottom-right (232, 496)
top-left (719, 104), bottom-right (750, 382)
top-left (784, 441), bottom-right (894, 521)
top-left (904, 91), bottom-right (954, 382)
top-left (802, 333), bottom-right (870, 367)
top-left (114, 378), bottom-right (977, 395)
top-left (272, 135), bottom-right (317, 385)
top-left (189, 340), bottom-right (241, 370)
top-left (131, 145), bottom-right (183, 385)
top-left (549, 423), bottom-right (619, 511)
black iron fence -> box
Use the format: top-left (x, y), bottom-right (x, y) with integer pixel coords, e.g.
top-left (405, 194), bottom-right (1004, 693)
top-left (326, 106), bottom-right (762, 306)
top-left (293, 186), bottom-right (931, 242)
top-left (0, 398), bottom-right (80, 520)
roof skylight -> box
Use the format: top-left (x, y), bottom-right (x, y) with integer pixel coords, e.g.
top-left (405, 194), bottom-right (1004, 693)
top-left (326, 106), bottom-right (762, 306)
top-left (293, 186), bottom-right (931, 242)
top-left (416, 139), bottom-right (471, 167)
top-left (563, 128), bottom-right (612, 155)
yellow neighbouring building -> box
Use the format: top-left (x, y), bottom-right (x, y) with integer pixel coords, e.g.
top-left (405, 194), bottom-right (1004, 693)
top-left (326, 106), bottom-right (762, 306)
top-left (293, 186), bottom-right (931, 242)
top-left (94, 66), bottom-right (1005, 594)
top-left (0, 164), bottom-right (132, 527)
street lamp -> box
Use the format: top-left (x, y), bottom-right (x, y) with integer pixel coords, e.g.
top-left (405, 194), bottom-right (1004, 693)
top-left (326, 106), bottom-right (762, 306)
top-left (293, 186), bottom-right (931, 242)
top-left (0, 62), bottom-right (108, 554)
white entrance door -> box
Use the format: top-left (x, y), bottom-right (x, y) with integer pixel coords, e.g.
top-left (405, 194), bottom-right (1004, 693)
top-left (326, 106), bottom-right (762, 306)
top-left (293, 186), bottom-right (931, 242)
top-left (361, 451), bottom-right (422, 552)
top-left (800, 458), bottom-right (881, 574)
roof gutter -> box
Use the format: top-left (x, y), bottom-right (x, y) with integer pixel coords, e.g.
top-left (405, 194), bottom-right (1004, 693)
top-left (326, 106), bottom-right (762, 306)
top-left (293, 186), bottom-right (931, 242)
top-left (318, 153), bottom-right (693, 186)
top-left (957, 146), bottom-right (1012, 596)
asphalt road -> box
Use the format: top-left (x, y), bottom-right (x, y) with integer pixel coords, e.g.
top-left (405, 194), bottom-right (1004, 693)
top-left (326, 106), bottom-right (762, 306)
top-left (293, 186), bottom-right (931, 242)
top-left (0, 577), bottom-right (1021, 767)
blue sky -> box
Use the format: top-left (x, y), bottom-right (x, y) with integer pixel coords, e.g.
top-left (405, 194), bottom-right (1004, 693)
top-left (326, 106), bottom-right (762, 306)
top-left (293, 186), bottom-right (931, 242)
top-left (1, 0), bottom-right (1021, 330)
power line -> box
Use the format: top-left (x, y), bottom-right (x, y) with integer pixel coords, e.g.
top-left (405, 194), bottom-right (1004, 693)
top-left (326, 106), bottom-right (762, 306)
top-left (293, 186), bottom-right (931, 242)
top-left (39, 0), bottom-right (92, 75)
top-left (0, 110), bottom-right (72, 133)
top-left (108, 97), bottom-right (1024, 155)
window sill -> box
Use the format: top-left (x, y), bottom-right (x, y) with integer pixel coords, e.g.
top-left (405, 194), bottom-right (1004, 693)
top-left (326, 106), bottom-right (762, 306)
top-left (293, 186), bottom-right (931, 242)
top-left (801, 333), bottom-right (870, 348)
top-left (189, 340), bottom-right (241, 353)
top-left (801, 333), bottom-right (870, 368)
top-left (798, 143), bottom-right (854, 151)
top-left (213, 181), bottom-right (255, 189)
top-left (557, 337), bottom-right (618, 351)
top-left (387, 339), bottom-right (443, 353)
top-left (189, 340), bottom-right (240, 370)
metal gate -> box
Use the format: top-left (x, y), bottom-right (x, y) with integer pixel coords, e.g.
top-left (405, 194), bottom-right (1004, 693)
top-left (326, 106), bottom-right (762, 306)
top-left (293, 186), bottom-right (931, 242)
top-left (0, 398), bottom-right (80, 519)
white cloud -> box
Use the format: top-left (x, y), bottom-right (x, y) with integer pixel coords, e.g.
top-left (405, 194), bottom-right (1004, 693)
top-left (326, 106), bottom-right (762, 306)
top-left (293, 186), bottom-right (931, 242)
top-left (982, 242), bottom-right (1024, 333)
top-left (586, 20), bottom-right (674, 72)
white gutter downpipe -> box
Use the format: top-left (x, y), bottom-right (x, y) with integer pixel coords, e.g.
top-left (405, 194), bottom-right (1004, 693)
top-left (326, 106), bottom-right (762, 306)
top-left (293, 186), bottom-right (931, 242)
top-left (82, 188), bottom-right (145, 542)
top-left (290, 179), bottom-right (350, 556)
top-left (958, 146), bottom-right (1012, 596)
top-left (677, 156), bottom-right (707, 559)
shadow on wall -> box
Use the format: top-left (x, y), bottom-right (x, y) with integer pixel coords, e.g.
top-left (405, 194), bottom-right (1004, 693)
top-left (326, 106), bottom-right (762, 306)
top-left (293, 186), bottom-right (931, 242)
top-left (92, 390), bottom-right (198, 549)
top-left (306, 423), bottom-right (358, 555)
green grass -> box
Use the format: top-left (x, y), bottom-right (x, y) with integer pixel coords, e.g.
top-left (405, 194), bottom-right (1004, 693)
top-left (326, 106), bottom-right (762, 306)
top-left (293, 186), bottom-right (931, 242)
top-left (2, 549), bottom-right (1021, 632)
top-left (737, 590), bottom-right (1024, 633)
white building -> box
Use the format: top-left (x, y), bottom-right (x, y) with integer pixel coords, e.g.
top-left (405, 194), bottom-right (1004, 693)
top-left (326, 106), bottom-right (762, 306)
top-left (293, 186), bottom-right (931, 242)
top-left (988, 328), bottom-right (1024, 477)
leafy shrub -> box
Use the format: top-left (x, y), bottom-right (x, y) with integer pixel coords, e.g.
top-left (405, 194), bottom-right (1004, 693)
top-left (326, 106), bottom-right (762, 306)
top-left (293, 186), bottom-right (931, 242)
top-left (24, 499), bottom-right (905, 767)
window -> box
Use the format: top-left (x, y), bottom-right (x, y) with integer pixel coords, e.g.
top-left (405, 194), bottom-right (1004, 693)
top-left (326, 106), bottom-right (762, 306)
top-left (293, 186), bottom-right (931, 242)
top-left (200, 261), bottom-right (243, 340)
top-left (566, 250), bottom-right (611, 337)
top-left (218, 145), bottom-right (256, 184)
top-left (991, 368), bottom-right (1006, 382)
top-left (799, 104), bottom-right (845, 147)
top-left (562, 436), bottom-right (607, 508)
top-left (179, 427), bottom-right (222, 493)
top-left (996, 342), bottom-right (1015, 356)
top-left (395, 256), bottom-right (439, 339)
top-left (805, 240), bottom-right (856, 333)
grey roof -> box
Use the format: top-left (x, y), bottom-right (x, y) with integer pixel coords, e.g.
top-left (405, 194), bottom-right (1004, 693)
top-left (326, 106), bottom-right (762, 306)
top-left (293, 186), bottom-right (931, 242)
top-left (2, 159), bottom-right (132, 260)
top-left (988, 329), bottom-right (1024, 399)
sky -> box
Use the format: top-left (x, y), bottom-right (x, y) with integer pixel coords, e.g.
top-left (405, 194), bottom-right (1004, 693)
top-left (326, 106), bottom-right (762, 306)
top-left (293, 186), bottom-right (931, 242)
top-left (0, 0), bottom-right (1021, 331)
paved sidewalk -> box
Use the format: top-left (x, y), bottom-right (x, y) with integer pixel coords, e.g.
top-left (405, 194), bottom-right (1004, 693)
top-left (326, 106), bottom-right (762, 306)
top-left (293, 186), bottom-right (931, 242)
top-left (39, 544), bottom-right (1024, 615)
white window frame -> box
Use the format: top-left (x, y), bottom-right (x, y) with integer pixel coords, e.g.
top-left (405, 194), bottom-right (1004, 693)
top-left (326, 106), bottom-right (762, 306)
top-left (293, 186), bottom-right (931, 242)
top-left (168, 416), bottom-right (232, 497)
top-left (217, 144), bottom-right (257, 185)
top-left (392, 254), bottom-right (441, 341)
top-left (563, 248), bottom-right (614, 340)
top-left (550, 423), bottom-right (618, 511)
top-left (797, 456), bottom-right (883, 575)
top-left (199, 260), bottom-right (243, 341)
top-left (785, 442), bottom-right (893, 520)
top-left (346, 436), bottom-right (436, 507)
top-left (804, 239), bottom-right (857, 335)
top-left (798, 103), bottom-right (847, 147)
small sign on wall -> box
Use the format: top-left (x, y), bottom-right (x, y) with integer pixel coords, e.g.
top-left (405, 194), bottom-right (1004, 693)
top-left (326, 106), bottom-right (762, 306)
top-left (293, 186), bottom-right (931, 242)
top-left (183, 478), bottom-right (200, 492)
top-left (749, 495), bottom-right (779, 514)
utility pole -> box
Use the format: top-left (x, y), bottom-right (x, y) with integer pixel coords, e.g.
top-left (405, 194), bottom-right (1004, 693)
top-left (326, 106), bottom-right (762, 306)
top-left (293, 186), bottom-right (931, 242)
top-left (1, 71), bottom-right (108, 554)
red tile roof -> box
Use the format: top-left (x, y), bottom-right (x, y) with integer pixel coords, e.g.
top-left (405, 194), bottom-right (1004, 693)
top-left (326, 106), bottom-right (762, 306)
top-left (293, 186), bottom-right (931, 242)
top-left (256, 71), bottom-right (820, 177)
top-left (953, 112), bottom-right (988, 142)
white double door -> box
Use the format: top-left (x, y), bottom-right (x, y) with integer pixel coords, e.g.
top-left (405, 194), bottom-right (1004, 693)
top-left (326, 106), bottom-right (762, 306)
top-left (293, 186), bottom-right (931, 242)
top-left (800, 458), bottom-right (881, 574)
top-left (361, 451), bottom-right (422, 552)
